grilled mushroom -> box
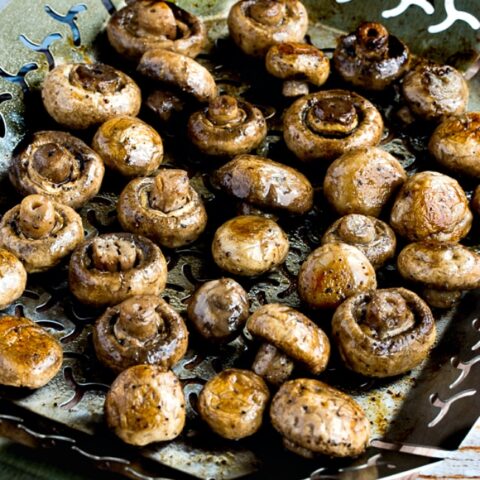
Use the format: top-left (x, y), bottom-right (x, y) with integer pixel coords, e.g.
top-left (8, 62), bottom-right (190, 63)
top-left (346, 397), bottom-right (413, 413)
top-left (42, 63), bottom-right (141, 130)
top-left (145, 89), bottom-right (186, 123)
top-left (228, 0), bottom-right (308, 58)
top-left (283, 90), bottom-right (384, 162)
top-left (105, 365), bottom-right (185, 446)
top-left (270, 378), bottom-right (370, 458)
top-left (118, 169), bottom-right (207, 248)
top-left (198, 368), bottom-right (270, 440)
top-left (246, 304), bottom-right (330, 386)
top-left (332, 288), bottom-right (436, 377)
top-left (0, 195), bottom-right (84, 273)
top-left (0, 250), bottom-right (27, 310)
top-left (69, 233), bottom-right (167, 307)
top-left (9, 131), bottom-right (105, 209)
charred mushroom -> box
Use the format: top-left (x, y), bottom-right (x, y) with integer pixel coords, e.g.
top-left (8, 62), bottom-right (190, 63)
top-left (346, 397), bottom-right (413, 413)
top-left (0, 250), bottom-right (27, 310)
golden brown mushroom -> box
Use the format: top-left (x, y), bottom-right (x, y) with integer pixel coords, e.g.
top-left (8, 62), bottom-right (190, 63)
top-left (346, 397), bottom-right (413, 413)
top-left (0, 250), bottom-right (27, 310)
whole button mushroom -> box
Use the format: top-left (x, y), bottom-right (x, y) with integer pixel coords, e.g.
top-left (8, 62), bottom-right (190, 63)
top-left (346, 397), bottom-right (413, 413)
top-left (93, 295), bottom-right (188, 374)
top-left (390, 171), bottom-right (472, 243)
top-left (334, 22), bottom-right (410, 91)
top-left (188, 96), bottom-right (267, 157)
top-left (69, 233), bottom-right (167, 308)
top-left (228, 0), bottom-right (308, 58)
top-left (9, 131), bottom-right (104, 209)
top-left (198, 368), bottom-right (270, 440)
top-left (212, 215), bottom-right (289, 277)
top-left (298, 243), bottom-right (377, 310)
top-left (211, 154), bottom-right (314, 215)
top-left (105, 365), bottom-right (185, 446)
top-left (0, 250), bottom-right (27, 310)
top-left (107, 1), bottom-right (207, 60)
top-left (323, 147), bottom-right (406, 217)
top-left (246, 303), bottom-right (330, 386)
top-left (321, 214), bottom-right (396, 269)
top-left (118, 169), bottom-right (207, 249)
top-left (0, 316), bottom-right (63, 389)
top-left (284, 90), bottom-right (384, 162)
top-left (42, 63), bottom-right (141, 130)
top-left (270, 379), bottom-right (370, 458)
top-left (187, 278), bottom-right (249, 343)
top-left (332, 288), bottom-right (436, 377)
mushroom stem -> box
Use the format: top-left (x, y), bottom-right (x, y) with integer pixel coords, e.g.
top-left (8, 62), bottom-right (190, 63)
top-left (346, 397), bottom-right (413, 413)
top-left (18, 195), bottom-right (56, 240)
top-left (423, 288), bottom-right (462, 309)
top-left (136, 2), bottom-right (177, 38)
top-left (307, 97), bottom-right (359, 136)
top-left (338, 214), bottom-right (376, 244)
top-left (249, 0), bottom-right (286, 26)
top-left (356, 22), bottom-right (389, 58)
top-left (32, 143), bottom-right (73, 184)
top-left (91, 237), bottom-right (139, 272)
top-left (252, 342), bottom-right (294, 386)
top-left (150, 170), bottom-right (191, 213)
top-left (282, 80), bottom-right (309, 97)
top-left (70, 64), bottom-right (124, 95)
top-left (207, 95), bottom-right (243, 125)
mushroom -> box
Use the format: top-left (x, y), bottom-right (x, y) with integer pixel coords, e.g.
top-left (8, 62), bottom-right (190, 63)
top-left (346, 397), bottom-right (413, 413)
top-left (270, 378), bottom-right (370, 458)
top-left (118, 169), bottom-right (207, 249)
top-left (283, 90), bottom-right (384, 162)
top-left (0, 315), bottom-right (63, 388)
top-left (9, 131), bottom-right (105, 209)
top-left (212, 215), bottom-right (289, 276)
top-left (321, 214), bottom-right (396, 269)
top-left (298, 243), bottom-right (377, 310)
top-left (105, 365), bottom-right (185, 446)
top-left (227, 0), bottom-right (308, 58)
top-left (246, 303), bottom-right (330, 386)
top-left (323, 146), bottom-right (406, 217)
top-left (93, 295), bottom-right (188, 373)
top-left (42, 63), bottom-right (141, 130)
top-left (92, 116), bottom-right (163, 177)
top-left (69, 233), bottom-right (167, 307)
top-left (187, 278), bottom-right (249, 343)
top-left (107, 1), bottom-right (207, 60)
top-left (332, 288), bottom-right (436, 377)
top-left (390, 171), bottom-right (472, 243)
top-left (198, 368), bottom-right (270, 440)
top-left (0, 250), bottom-right (27, 310)
top-left (211, 154), bottom-right (314, 215)
top-left (397, 242), bottom-right (480, 308)
top-left (145, 89), bottom-right (186, 123)
top-left (188, 95), bottom-right (267, 156)
top-left (334, 22), bottom-right (410, 91)
top-left (265, 42), bottom-right (330, 97)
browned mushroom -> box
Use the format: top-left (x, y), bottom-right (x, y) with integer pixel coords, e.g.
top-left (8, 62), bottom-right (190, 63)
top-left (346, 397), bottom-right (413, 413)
top-left (0, 250), bottom-right (27, 310)
top-left (145, 89), bottom-right (186, 123)
top-left (118, 169), bottom-right (207, 249)
top-left (270, 378), bottom-right (370, 458)
top-left (42, 63), bottom-right (141, 130)
top-left (9, 131), bottom-right (105, 209)
top-left (69, 233), bottom-right (167, 307)
top-left (198, 368), bottom-right (270, 440)
top-left (105, 364), bottom-right (185, 446)
top-left (332, 288), bottom-right (436, 377)
top-left (283, 90), bottom-right (384, 162)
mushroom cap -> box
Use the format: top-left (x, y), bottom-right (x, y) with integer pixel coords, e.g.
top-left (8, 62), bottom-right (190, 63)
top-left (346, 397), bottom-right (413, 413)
top-left (212, 215), bottom-right (289, 276)
top-left (42, 64), bottom-right (141, 130)
top-left (390, 171), bottom-right (472, 243)
top-left (198, 368), bottom-right (270, 440)
top-left (105, 365), bottom-right (185, 446)
top-left (0, 250), bottom-right (27, 310)
top-left (246, 303), bottom-right (330, 375)
top-left (298, 243), bottom-right (377, 310)
top-left (323, 146), bottom-right (406, 217)
top-left (270, 378), bottom-right (370, 458)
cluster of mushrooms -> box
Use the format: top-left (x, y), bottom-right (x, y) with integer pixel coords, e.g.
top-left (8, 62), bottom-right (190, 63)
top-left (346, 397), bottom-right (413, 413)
top-left (0, 0), bottom-right (479, 463)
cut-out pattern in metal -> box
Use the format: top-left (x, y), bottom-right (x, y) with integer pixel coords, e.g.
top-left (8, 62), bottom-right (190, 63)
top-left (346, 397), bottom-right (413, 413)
top-left (44, 4), bottom-right (87, 46)
top-left (382, 0), bottom-right (434, 18)
top-left (18, 32), bottom-right (63, 68)
top-left (0, 63), bottom-right (38, 90)
top-left (428, 389), bottom-right (477, 428)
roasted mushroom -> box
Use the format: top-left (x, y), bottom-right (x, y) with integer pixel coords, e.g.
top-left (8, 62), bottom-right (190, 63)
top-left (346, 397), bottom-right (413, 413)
top-left (283, 90), bottom-right (384, 162)
top-left (0, 315), bottom-right (63, 388)
top-left (332, 288), bottom-right (436, 377)
top-left (0, 250), bottom-right (27, 310)
top-left (42, 63), bottom-right (141, 130)
top-left (323, 146), bottom-right (406, 217)
top-left (228, 0), bottom-right (308, 58)
top-left (298, 243), bottom-right (377, 310)
top-left (334, 22), bottom-right (410, 91)
top-left (188, 95), bottom-right (267, 156)
top-left (105, 364), bottom-right (185, 446)
top-left (390, 171), bottom-right (472, 243)
top-left (246, 304), bottom-right (330, 386)
top-left (145, 89), bottom-right (186, 123)
top-left (198, 368), bottom-right (270, 440)
top-left (9, 131), bottom-right (105, 209)
top-left (212, 215), bottom-right (289, 276)
top-left (69, 233), bottom-right (167, 307)
top-left (187, 278), bottom-right (249, 343)
top-left (118, 169), bottom-right (207, 248)
top-left (270, 379), bottom-right (370, 458)
top-left (107, 0), bottom-right (207, 60)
